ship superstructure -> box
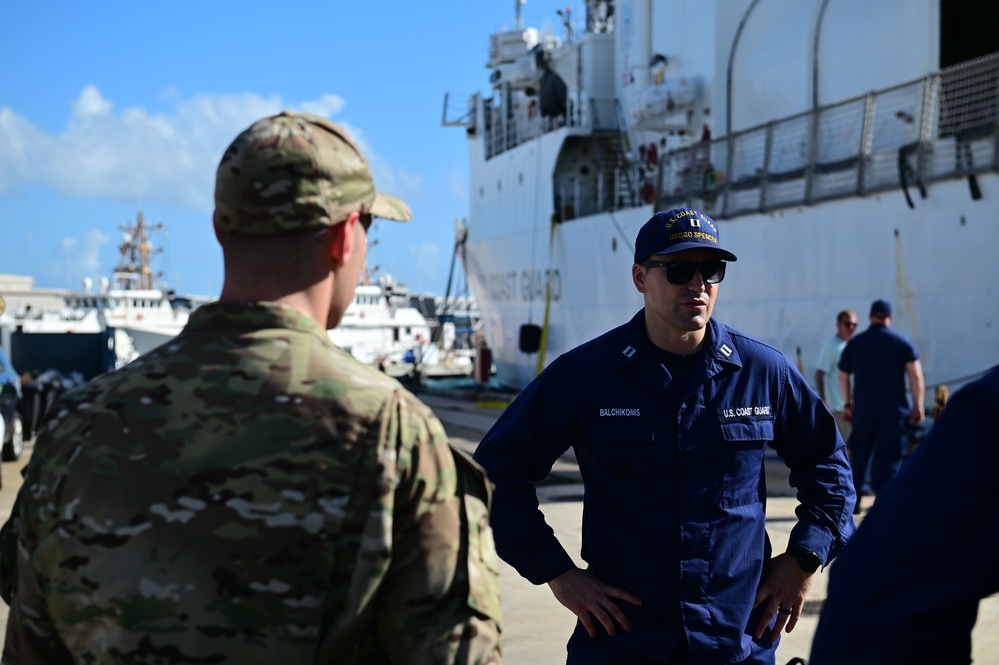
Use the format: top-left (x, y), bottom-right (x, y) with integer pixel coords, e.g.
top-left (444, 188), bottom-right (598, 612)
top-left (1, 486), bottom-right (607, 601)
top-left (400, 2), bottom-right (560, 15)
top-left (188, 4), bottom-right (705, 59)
top-left (445, 0), bottom-right (999, 392)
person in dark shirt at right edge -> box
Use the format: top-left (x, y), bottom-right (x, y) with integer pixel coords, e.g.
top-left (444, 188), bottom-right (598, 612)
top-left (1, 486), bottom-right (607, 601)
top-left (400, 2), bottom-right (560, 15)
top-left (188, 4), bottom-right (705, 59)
top-left (811, 365), bottom-right (999, 665)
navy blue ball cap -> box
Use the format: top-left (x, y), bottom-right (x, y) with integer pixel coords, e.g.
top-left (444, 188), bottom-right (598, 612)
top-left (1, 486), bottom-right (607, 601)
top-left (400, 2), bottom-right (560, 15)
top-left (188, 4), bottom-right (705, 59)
top-left (634, 208), bottom-right (737, 263)
top-left (870, 299), bottom-right (892, 317)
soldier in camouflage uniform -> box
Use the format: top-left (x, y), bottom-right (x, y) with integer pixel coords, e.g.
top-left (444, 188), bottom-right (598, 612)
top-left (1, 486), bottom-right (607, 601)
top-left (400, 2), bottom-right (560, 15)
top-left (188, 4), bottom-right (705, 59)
top-left (0, 111), bottom-right (503, 664)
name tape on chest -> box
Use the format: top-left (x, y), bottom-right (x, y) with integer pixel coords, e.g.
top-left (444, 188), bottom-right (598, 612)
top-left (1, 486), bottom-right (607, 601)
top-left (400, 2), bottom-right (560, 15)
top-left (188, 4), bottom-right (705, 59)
top-left (599, 407), bottom-right (642, 417)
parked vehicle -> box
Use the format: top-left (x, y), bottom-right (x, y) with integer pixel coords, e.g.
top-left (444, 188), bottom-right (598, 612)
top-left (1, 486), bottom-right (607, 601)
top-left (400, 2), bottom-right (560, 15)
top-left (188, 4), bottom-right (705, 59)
top-left (0, 347), bottom-right (24, 462)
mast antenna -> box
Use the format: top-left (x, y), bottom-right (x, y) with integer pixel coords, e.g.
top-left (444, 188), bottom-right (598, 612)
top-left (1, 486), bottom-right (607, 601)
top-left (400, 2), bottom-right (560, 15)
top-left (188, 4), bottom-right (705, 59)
top-left (114, 211), bottom-right (164, 290)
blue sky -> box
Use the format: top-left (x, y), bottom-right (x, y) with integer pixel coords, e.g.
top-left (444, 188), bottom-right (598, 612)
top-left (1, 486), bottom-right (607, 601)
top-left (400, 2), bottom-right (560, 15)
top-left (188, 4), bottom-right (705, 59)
top-left (0, 1), bottom-right (560, 297)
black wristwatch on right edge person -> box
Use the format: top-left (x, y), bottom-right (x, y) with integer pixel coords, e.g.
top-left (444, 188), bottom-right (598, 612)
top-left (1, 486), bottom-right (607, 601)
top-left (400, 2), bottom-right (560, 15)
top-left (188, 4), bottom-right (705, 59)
top-left (788, 546), bottom-right (822, 573)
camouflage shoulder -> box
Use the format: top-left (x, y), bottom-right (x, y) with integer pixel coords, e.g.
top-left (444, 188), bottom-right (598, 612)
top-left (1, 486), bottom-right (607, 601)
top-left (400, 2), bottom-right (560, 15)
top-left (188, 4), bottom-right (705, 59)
top-left (336, 356), bottom-right (441, 418)
top-left (452, 445), bottom-right (504, 657)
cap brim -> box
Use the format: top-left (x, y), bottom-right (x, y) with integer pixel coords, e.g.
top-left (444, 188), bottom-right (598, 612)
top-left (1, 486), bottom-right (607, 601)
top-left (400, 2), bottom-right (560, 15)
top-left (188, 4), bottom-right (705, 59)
top-left (370, 192), bottom-right (412, 222)
top-left (652, 242), bottom-right (738, 262)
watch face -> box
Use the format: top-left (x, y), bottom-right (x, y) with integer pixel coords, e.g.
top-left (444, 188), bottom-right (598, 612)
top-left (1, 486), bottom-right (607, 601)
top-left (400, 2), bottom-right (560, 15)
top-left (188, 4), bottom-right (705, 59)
top-left (797, 551), bottom-right (821, 573)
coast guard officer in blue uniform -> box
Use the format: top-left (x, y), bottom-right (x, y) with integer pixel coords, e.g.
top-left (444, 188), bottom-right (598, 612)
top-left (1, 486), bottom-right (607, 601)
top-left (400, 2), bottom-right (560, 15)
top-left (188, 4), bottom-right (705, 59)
top-left (811, 365), bottom-right (999, 664)
top-left (474, 208), bottom-right (856, 664)
top-left (837, 299), bottom-right (924, 511)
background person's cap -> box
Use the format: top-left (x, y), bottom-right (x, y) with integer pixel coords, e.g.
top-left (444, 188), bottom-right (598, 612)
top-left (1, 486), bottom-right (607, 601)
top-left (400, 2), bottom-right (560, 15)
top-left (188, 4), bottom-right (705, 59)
top-left (634, 208), bottom-right (737, 263)
top-left (870, 299), bottom-right (892, 317)
top-left (214, 111), bottom-right (412, 236)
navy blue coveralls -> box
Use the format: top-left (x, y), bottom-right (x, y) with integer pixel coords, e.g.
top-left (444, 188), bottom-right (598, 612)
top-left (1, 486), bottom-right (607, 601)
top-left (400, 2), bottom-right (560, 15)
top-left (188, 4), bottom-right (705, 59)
top-left (474, 311), bottom-right (856, 664)
top-left (838, 323), bottom-right (920, 494)
top-left (811, 365), bottom-right (999, 665)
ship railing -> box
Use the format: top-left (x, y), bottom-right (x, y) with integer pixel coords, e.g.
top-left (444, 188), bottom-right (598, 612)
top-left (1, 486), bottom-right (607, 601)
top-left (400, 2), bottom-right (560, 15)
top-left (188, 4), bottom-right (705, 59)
top-left (481, 90), bottom-right (609, 160)
top-left (480, 97), bottom-right (549, 159)
top-left (656, 52), bottom-right (999, 218)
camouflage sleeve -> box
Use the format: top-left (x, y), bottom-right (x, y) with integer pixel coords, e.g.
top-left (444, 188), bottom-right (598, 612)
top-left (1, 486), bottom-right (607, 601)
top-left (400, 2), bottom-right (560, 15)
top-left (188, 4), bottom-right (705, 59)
top-left (2, 434), bottom-right (76, 662)
top-left (375, 393), bottom-right (503, 664)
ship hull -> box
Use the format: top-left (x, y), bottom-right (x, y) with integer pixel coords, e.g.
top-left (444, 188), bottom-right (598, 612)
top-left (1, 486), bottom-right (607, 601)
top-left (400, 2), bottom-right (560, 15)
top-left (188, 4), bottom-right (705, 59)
top-left (464, 170), bottom-right (998, 392)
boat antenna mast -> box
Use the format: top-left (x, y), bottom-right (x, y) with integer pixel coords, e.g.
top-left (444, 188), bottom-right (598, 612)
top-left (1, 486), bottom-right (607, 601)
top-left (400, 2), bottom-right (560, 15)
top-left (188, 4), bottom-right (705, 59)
top-left (113, 211), bottom-right (163, 291)
top-left (515, 0), bottom-right (525, 29)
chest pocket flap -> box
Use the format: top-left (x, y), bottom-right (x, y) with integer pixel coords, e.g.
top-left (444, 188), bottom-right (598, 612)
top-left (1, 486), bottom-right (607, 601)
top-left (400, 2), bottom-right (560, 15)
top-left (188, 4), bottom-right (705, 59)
top-left (718, 415), bottom-right (774, 443)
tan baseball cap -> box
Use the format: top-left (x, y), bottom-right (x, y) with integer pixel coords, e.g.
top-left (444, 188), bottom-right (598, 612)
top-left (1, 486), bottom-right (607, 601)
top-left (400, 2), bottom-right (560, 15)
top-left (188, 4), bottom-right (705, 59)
top-left (214, 110), bottom-right (411, 236)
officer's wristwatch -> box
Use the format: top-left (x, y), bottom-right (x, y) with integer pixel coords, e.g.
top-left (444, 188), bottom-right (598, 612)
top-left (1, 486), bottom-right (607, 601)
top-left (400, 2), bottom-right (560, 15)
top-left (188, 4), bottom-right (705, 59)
top-left (788, 547), bottom-right (821, 573)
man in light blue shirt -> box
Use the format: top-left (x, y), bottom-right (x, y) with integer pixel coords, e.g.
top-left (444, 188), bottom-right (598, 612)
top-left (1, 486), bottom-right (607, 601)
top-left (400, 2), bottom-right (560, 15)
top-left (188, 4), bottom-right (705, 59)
top-left (814, 310), bottom-right (857, 442)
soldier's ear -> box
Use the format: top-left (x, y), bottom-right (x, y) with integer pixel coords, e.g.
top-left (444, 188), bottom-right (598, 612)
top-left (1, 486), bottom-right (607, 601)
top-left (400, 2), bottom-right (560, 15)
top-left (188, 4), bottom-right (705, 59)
top-left (329, 212), bottom-right (361, 267)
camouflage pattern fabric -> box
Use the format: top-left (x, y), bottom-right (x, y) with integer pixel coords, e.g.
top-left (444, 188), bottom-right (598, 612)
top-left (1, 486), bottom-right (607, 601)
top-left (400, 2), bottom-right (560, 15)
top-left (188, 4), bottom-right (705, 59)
top-left (215, 111), bottom-right (412, 237)
top-left (1, 302), bottom-right (503, 664)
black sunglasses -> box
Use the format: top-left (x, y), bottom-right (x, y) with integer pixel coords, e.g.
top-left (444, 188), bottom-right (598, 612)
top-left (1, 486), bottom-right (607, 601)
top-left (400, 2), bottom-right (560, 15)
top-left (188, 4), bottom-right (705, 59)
top-left (641, 259), bottom-right (727, 285)
top-left (360, 213), bottom-right (373, 232)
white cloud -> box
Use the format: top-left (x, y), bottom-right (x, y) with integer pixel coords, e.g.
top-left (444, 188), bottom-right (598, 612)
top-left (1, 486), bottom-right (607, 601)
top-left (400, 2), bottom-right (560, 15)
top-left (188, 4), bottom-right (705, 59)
top-left (300, 94), bottom-right (346, 118)
top-left (0, 86), bottom-right (414, 213)
top-left (72, 85), bottom-right (113, 116)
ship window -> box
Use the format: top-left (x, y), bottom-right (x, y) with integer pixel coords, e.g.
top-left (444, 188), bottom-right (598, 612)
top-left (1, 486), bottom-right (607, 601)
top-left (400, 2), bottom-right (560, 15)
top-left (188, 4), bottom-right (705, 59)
top-left (480, 186), bottom-right (484, 197)
top-left (519, 172), bottom-right (524, 184)
top-left (497, 180), bottom-right (502, 192)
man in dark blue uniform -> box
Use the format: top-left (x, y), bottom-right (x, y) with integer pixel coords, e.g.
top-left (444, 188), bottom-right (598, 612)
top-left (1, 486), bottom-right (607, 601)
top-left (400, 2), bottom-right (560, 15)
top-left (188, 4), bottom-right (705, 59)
top-left (474, 208), bottom-right (856, 664)
top-left (837, 299), bottom-right (924, 512)
top-left (811, 365), bottom-right (999, 664)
